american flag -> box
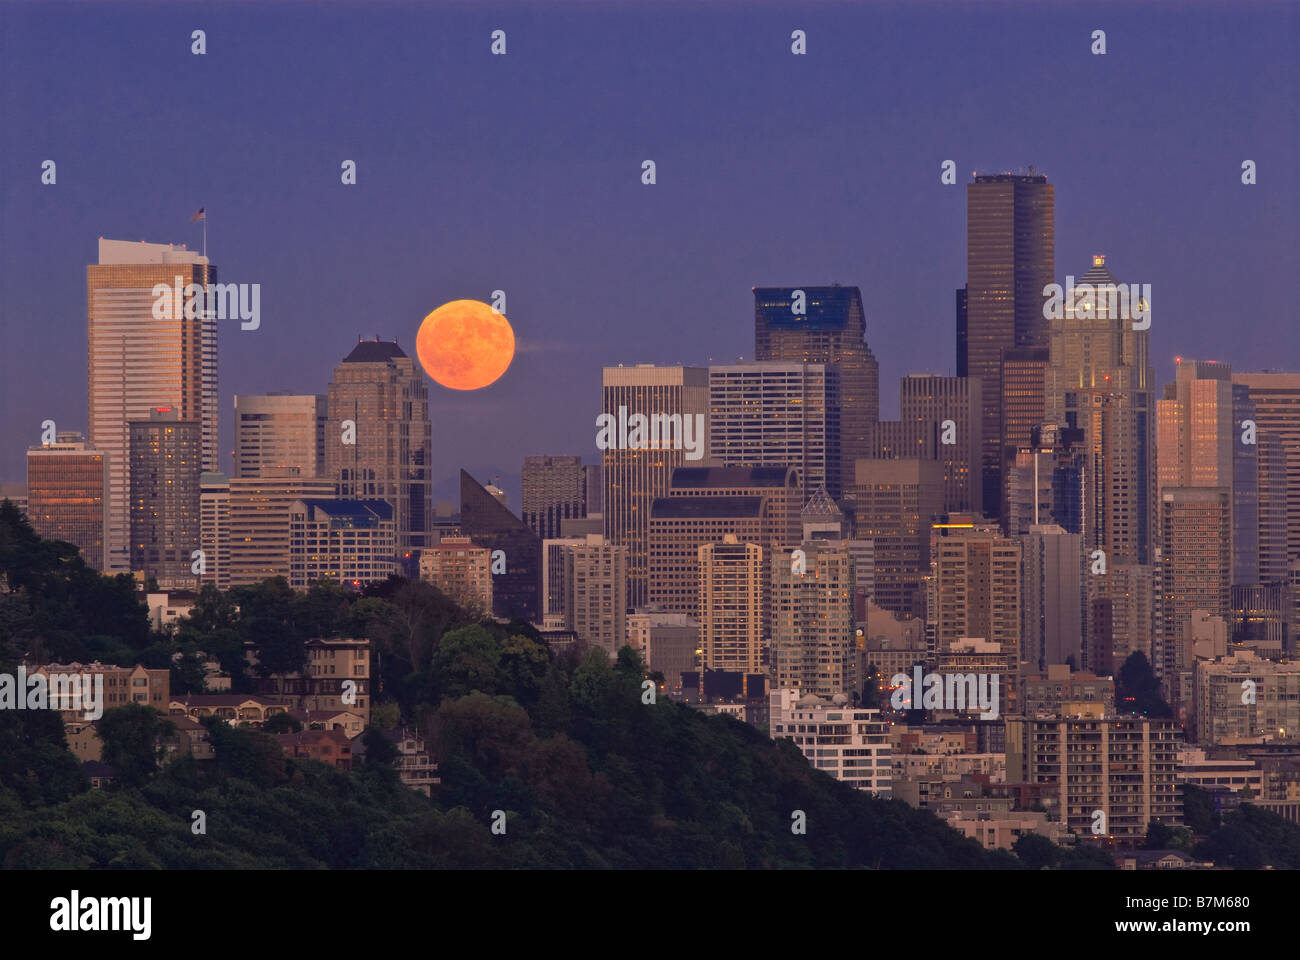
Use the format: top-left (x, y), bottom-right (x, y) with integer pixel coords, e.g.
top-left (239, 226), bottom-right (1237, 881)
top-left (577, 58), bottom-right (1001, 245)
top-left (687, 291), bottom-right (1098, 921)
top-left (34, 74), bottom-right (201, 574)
top-left (190, 206), bottom-right (206, 223)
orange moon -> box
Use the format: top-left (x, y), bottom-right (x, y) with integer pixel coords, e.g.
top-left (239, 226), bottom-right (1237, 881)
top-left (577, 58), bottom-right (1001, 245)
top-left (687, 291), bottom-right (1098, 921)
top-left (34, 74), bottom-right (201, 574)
top-left (415, 299), bottom-right (515, 391)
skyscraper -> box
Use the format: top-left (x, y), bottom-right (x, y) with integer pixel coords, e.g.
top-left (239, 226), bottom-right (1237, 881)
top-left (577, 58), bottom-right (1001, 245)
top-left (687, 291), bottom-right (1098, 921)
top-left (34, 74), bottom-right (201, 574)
top-left (26, 432), bottom-right (108, 571)
top-left (964, 174), bottom-right (1055, 515)
top-left (88, 238), bottom-right (217, 571)
top-left (754, 286), bottom-right (879, 500)
top-left (852, 458), bottom-right (945, 620)
top-left (325, 338), bottom-right (432, 561)
top-left (234, 393), bottom-right (327, 478)
top-left (708, 362), bottom-right (833, 498)
top-left (698, 535), bottom-right (766, 677)
top-left (1231, 372), bottom-right (1300, 570)
top-left (930, 515), bottom-right (1022, 662)
top-left (226, 470), bottom-right (337, 586)
top-left (873, 374), bottom-right (983, 515)
top-left (128, 407), bottom-right (201, 583)
top-left (601, 364), bottom-right (709, 609)
top-left (521, 454), bottom-right (587, 541)
top-left (1046, 255), bottom-right (1156, 567)
top-left (769, 539), bottom-right (857, 699)
top-left (562, 535), bottom-right (629, 657)
top-left (1158, 487), bottom-right (1232, 705)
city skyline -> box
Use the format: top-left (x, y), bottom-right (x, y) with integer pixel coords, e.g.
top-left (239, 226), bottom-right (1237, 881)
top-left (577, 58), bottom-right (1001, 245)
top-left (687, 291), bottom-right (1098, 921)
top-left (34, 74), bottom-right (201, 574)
top-left (3, 2), bottom-right (1296, 510)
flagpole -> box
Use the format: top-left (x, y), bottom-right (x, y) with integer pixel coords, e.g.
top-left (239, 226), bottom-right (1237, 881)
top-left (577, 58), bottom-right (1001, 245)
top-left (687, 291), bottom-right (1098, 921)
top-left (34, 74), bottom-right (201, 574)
top-left (203, 213), bottom-right (207, 259)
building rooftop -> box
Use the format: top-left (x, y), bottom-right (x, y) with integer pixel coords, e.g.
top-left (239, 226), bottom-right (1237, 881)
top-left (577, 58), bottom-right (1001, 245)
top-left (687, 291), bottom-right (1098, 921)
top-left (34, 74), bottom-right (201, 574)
top-left (651, 496), bottom-right (764, 520)
top-left (342, 339), bottom-right (408, 363)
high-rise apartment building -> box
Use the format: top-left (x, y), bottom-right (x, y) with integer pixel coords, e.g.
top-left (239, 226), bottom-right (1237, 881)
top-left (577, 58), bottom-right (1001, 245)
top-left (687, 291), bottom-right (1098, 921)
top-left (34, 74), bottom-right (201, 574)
top-left (930, 515), bottom-right (1022, 661)
top-left (1000, 347), bottom-right (1049, 519)
top-left (199, 472), bottom-right (231, 589)
top-left (963, 174), bottom-right (1055, 515)
top-left (521, 454), bottom-right (587, 541)
top-left (769, 539), bottom-right (857, 699)
top-left (88, 239), bottom-right (217, 571)
top-left (708, 362), bottom-right (833, 498)
top-left (128, 408), bottom-right (202, 583)
top-left (562, 535), bottom-right (628, 657)
top-left (419, 536), bottom-right (494, 614)
top-left (233, 393), bottom-right (327, 478)
top-left (325, 339), bottom-right (432, 559)
top-left (26, 432), bottom-right (108, 570)
top-left (698, 535), bottom-right (766, 677)
top-left (1006, 709), bottom-right (1183, 839)
top-left (1157, 487), bottom-right (1232, 703)
top-left (601, 364), bottom-right (709, 608)
top-left (754, 286), bottom-right (878, 500)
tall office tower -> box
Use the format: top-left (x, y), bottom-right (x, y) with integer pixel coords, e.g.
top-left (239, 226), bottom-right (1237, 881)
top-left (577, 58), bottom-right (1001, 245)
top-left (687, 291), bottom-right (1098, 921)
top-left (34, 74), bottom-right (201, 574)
top-left (233, 393), bottom-right (327, 478)
top-left (521, 454), bottom-right (587, 541)
top-left (770, 539), bottom-right (857, 699)
top-left (562, 535), bottom-right (628, 657)
top-left (647, 466), bottom-right (801, 617)
top-left (1157, 488), bottom-right (1231, 706)
top-left (460, 469), bottom-right (541, 621)
top-left (873, 375), bottom-right (982, 514)
top-left (708, 362), bottom-right (834, 498)
top-left (128, 408), bottom-right (202, 583)
top-left (929, 515), bottom-right (1022, 662)
top-left (26, 432), bottom-right (108, 570)
top-left (601, 364), bottom-right (709, 608)
top-left (1020, 524), bottom-right (1084, 671)
top-left (1046, 255), bottom-right (1157, 567)
top-left (1258, 433), bottom-right (1289, 585)
top-left (1157, 360), bottom-right (1234, 495)
top-left (955, 286), bottom-right (968, 377)
top-left (88, 238), bottom-right (216, 571)
top-left (199, 472), bottom-right (231, 589)
top-left (226, 470), bottom-right (336, 586)
top-left (1232, 373), bottom-right (1300, 568)
top-left (1000, 347), bottom-right (1049, 519)
top-left (698, 535), bottom-right (766, 678)
top-left (852, 458), bottom-right (944, 620)
top-left (754, 286), bottom-right (879, 500)
top-left (325, 338), bottom-right (432, 559)
top-left (583, 464), bottom-right (603, 516)
top-left (964, 174), bottom-right (1055, 515)
top-left (420, 537), bottom-right (494, 614)
top-left (1231, 384), bottom-right (1260, 586)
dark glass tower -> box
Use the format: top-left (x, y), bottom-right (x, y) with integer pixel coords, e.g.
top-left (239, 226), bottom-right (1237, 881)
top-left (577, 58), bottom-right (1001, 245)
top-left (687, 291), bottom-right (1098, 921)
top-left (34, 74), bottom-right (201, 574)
top-left (964, 173), bottom-right (1055, 518)
top-left (754, 285), bottom-right (878, 502)
top-left (460, 469), bottom-right (541, 622)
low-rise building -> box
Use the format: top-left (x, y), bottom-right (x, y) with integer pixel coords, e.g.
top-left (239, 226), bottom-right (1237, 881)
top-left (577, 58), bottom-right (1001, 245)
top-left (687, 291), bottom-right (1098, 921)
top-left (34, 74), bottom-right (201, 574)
top-left (769, 688), bottom-right (892, 796)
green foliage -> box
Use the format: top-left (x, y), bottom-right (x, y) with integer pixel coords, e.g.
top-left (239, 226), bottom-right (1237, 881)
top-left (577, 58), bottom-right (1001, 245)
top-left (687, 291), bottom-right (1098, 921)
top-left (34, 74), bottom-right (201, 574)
top-left (1115, 651), bottom-right (1173, 718)
top-left (97, 704), bottom-right (176, 788)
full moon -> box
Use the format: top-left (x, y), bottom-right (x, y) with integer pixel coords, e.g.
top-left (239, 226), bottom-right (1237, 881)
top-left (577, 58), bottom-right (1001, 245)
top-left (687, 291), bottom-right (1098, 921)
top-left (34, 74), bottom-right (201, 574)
top-left (415, 299), bottom-right (515, 391)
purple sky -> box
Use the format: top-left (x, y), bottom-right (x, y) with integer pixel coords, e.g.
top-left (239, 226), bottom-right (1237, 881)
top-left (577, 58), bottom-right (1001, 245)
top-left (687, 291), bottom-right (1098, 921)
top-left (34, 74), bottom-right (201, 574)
top-left (3, 0), bottom-right (1297, 507)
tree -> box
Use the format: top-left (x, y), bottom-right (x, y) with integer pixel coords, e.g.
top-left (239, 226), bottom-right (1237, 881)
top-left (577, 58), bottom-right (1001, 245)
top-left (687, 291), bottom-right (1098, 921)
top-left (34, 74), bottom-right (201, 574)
top-left (1012, 832), bottom-right (1058, 870)
top-left (1115, 651), bottom-right (1172, 718)
top-left (1181, 784), bottom-right (1220, 835)
top-left (97, 704), bottom-right (176, 788)
top-left (262, 713), bottom-right (302, 734)
top-left (361, 726), bottom-right (399, 767)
